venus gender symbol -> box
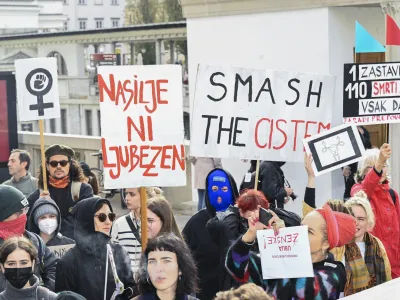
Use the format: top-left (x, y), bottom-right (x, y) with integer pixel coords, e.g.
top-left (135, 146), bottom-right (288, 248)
top-left (321, 136), bottom-right (345, 162)
top-left (25, 68), bottom-right (54, 116)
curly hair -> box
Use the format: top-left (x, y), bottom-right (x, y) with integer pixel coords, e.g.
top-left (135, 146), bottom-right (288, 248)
top-left (326, 199), bottom-right (353, 215)
top-left (214, 283), bottom-right (273, 300)
top-left (37, 159), bottom-right (85, 189)
top-left (136, 233), bottom-right (198, 296)
top-left (237, 189), bottom-right (269, 212)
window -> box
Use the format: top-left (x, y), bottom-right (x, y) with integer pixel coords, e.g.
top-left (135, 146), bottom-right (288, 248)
top-left (111, 0), bottom-right (118, 4)
top-left (79, 19), bottom-right (87, 30)
top-left (85, 110), bottom-right (93, 136)
top-left (61, 109), bottom-right (67, 134)
top-left (50, 119), bottom-right (56, 133)
top-left (97, 110), bottom-right (101, 136)
top-left (94, 0), bottom-right (103, 4)
top-left (63, 21), bottom-right (68, 31)
top-left (95, 19), bottom-right (103, 29)
top-left (78, 0), bottom-right (86, 4)
top-left (111, 18), bottom-right (119, 28)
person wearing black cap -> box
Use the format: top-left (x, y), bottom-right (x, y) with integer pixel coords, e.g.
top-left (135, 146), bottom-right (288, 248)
top-left (0, 186), bottom-right (59, 292)
top-left (79, 162), bottom-right (99, 195)
top-left (55, 197), bottom-right (135, 300)
top-left (28, 197), bottom-right (75, 257)
top-left (27, 144), bottom-right (93, 239)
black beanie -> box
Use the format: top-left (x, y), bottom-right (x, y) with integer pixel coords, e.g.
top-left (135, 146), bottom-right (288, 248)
top-left (55, 291), bottom-right (86, 300)
top-left (0, 186), bottom-right (29, 221)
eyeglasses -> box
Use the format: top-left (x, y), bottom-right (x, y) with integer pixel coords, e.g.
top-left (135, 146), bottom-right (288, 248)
top-left (17, 207), bottom-right (29, 216)
top-left (95, 213), bottom-right (116, 222)
top-left (147, 218), bottom-right (160, 227)
top-left (48, 160), bottom-right (70, 168)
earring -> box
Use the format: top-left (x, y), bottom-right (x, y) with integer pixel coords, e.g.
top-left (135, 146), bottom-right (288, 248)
top-left (147, 277), bottom-right (151, 284)
top-left (179, 275), bottom-right (182, 281)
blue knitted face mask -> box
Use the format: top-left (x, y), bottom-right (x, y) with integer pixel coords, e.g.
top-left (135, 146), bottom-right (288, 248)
top-left (206, 170), bottom-right (233, 212)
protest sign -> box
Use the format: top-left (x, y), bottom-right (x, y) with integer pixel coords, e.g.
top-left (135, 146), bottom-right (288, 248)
top-left (48, 244), bottom-right (75, 259)
top-left (303, 124), bottom-right (366, 176)
top-left (15, 57), bottom-right (60, 121)
top-left (98, 65), bottom-right (186, 189)
top-left (343, 62), bottom-right (400, 125)
top-left (343, 277), bottom-right (400, 299)
top-left (190, 64), bottom-right (335, 162)
top-left (256, 226), bottom-right (313, 279)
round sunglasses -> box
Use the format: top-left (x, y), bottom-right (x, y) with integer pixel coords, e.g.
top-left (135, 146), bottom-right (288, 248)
top-left (95, 212), bottom-right (116, 222)
top-left (48, 160), bottom-right (70, 168)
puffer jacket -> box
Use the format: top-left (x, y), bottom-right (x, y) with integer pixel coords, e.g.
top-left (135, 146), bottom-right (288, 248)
top-left (351, 168), bottom-right (400, 278)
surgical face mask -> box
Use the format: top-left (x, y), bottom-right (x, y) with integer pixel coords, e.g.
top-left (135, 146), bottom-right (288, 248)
top-left (206, 169), bottom-right (234, 212)
top-left (4, 267), bottom-right (33, 289)
top-left (38, 218), bottom-right (58, 235)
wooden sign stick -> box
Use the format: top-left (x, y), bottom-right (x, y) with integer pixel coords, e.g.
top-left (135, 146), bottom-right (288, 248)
top-left (39, 120), bottom-right (48, 191)
top-left (140, 186), bottom-right (148, 251)
top-left (254, 160), bottom-right (260, 190)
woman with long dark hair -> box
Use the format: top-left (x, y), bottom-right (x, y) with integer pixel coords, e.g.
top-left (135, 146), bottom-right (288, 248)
top-left (134, 234), bottom-right (198, 300)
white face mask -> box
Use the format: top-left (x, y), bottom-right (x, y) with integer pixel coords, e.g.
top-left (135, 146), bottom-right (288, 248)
top-left (38, 218), bottom-right (58, 235)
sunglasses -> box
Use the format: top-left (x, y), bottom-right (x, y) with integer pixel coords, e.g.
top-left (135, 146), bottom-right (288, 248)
top-left (48, 160), bottom-right (70, 168)
top-left (95, 213), bottom-right (116, 222)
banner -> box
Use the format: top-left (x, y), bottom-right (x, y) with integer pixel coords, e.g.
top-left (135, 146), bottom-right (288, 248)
top-left (256, 226), bottom-right (313, 279)
top-left (343, 277), bottom-right (400, 299)
top-left (191, 65), bottom-right (335, 162)
top-left (48, 244), bottom-right (75, 259)
top-left (343, 62), bottom-right (400, 125)
top-left (15, 57), bottom-right (60, 121)
top-left (98, 65), bottom-right (186, 189)
top-left (303, 124), bottom-right (366, 176)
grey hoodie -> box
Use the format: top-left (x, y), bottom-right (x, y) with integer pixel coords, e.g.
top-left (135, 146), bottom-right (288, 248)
top-left (2, 172), bottom-right (38, 197)
top-left (0, 275), bottom-right (57, 300)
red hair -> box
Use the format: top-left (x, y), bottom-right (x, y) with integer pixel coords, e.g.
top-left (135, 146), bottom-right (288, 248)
top-left (237, 190), bottom-right (269, 213)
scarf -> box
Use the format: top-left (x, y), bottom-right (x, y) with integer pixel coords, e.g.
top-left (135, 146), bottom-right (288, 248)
top-left (344, 232), bottom-right (388, 296)
top-left (49, 175), bottom-right (70, 189)
top-left (0, 214), bottom-right (27, 240)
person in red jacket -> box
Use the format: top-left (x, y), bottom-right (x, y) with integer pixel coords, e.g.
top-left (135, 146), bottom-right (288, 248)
top-left (351, 143), bottom-right (400, 278)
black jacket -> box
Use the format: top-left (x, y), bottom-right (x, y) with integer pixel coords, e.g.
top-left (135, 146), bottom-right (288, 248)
top-left (28, 197), bottom-right (75, 250)
top-left (0, 231), bottom-right (59, 292)
top-left (260, 161), bottom-right (287, 208)
top-left (27, 182), bottom-right (93, 239)
top-left (182, 169), bottom-right (238, 300)
top-left (55, 197), bottom-right (134, 300)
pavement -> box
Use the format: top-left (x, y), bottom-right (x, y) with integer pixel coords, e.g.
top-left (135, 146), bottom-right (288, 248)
top-left (108, 196), bottom-right (193, 231)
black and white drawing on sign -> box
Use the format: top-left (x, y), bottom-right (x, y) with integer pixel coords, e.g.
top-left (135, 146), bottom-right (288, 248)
top-left (343, 62), bottom-right (400, 124)
top-left (25, 68), bottom-right (54, 117)
top-left (303, 124), bottom-right (366, 176)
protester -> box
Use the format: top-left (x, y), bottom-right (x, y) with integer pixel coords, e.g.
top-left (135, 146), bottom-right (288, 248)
top-left (112, 187), bottom-right (163, 272)
top-left (351, 143), bottom-right (400, 278)
top-left (79, 162), bottom-right (99, 195)
top-left (183, 168), bottom-right (238, 300)
top-left (214, 283), bottom-right (273, 300)
top-left (55, 291), bottom-right (86, 300)
top-left (28, 144), bottom-right (93, 239)
top-left (27, 197), bottom-right (75, 255)
top-left (55, 197), bottom-right (135, 300)
top-left (189, 157), bottom-right (222, 211)
top-left (0, 236), bottom-right (57, 299)
top-left (147, 196), bottom-right (183, 240)
top-left (2, 149), bottom-right (38, 197)
top-left (226, 204), bottom-right (356, 299)
top-left (0, 185), bottom-right (58, 292)
top-left (259, 161), bottom-right (296, 208)
top-left (134, 233), bottom-right (198, 300)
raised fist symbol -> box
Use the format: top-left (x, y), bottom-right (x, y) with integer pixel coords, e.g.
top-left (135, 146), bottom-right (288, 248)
top-left (34, 74), bottom-right (47, 90)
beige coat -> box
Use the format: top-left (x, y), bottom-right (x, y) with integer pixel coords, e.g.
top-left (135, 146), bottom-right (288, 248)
top-left (190, 157), bottom-right (222, 189)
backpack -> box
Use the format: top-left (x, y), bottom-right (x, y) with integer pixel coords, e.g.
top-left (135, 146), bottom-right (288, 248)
top-left (40, 181), bottom-right (81, 202)
top-left (389, 189), bottom-right (396, 205)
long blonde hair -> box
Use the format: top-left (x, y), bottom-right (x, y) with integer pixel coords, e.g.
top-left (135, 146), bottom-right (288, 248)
top-left (345, 191), bottom-right (375, 230)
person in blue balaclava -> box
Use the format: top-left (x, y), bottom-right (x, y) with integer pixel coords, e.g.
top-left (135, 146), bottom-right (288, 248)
top-left (182, 168), bottom-right (238, 300)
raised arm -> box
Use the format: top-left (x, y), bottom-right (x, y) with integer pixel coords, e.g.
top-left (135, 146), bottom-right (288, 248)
top-left (303, 154), bottom-right (316, 217)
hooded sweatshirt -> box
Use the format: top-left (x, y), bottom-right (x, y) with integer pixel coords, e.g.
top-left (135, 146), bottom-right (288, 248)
top-left (182, 168), bottom-right (238, 300)
top-left (28, 197), bottom-right (75, 257)
top-left (2, 172), bottom-right (38, 197)
top-left (55, 197), bottom-right (135, 300)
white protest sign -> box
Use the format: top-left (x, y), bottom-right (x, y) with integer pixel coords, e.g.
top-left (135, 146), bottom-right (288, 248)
top-left (98, 65), bottom-right (186, 189)
top-left (48, 244), bottom-right (75, 259)
top-left (190, 64), bottom-right (335, 162)
top-left (256, 226), bottom-right (313, 279)
top-left (343, 277), bottom-right (400, 299)
top-left (303, 124), bottom-right (366, 176)
top-left (15, 57), bottom-right (60, 121)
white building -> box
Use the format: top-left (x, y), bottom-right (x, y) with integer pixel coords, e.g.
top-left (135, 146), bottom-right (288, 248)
top-left (180, 0), bottom-right (400, 214)
top-left (0, 0), bottom-right (66, 34)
